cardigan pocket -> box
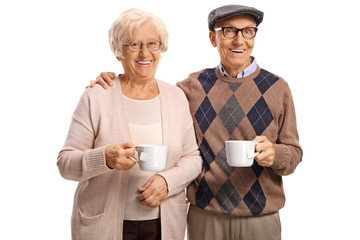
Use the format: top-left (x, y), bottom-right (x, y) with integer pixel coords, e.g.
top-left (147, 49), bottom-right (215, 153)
top-left (75, 209), bottom-right (114, 240)
top-left (78, 208), bottom-right (104, 226)
top-left (76, 173), bottom-right (115, 221)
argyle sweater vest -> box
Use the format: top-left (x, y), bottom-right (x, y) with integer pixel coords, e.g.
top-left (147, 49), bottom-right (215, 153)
top-left (177, 65), bottom-right (302, 217)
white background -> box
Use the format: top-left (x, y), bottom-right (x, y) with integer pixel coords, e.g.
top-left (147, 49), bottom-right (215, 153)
top-left (1, 0), bottom-right (359, 239)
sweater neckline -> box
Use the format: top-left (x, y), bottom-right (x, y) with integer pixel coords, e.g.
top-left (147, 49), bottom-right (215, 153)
top-left (215, 65), bottom-right (261, 83)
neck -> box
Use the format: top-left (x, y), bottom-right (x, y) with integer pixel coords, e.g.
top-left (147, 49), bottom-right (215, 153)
top-left (120, 74), bottom-right (159, 100)
top-left (121, 74), bottom-right (155, 86)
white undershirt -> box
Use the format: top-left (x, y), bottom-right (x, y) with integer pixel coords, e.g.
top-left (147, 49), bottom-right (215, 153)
top-left (123, 94), bottom-right (162, 220)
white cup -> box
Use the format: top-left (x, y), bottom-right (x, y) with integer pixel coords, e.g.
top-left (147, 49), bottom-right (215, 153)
top-left (130, 145), bottom-right (167, 171)
top-left (225, 140), bottom-right (260, 167)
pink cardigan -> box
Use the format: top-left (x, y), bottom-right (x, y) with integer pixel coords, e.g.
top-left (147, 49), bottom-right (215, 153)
top-left (57, 77), bottom-right (203, 240)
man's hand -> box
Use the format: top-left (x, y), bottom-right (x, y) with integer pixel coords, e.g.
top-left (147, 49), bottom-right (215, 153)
top-left (86, 72), bottom-right (116, 89)
top-left (253, 136), bottom-right (276, 167)
top-left (137, 175), bottom-right (169, 208)
top-left (105, 142), bottom-right (137, 170)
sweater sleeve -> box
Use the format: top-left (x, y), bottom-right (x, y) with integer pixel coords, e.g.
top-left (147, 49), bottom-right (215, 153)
top-left (176, 77), bottom-right (192, 101)
top-left (271, 83), bottom-right (303, 176)
top-left (57, 91), bottom-right (112, 182)
top-left (157, 91), bottom-right (203, 198)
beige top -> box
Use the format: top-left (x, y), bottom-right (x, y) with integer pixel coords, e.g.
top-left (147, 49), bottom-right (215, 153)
top-left (123, 95), bottom-right (162, 220)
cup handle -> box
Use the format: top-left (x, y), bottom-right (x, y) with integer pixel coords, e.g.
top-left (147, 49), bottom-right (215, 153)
top-left (129, 156), bottom-right (138, 163)
top-left (139, 152), bottom-right (149, 162)
top-left (247, 150), bottom-right (260, 158)
top-left (129, 147), bottom-right (138, 163)
top-left (248, 143), bottom-right (260, 158)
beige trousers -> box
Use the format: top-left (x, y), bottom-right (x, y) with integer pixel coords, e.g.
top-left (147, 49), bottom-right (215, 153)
top-left (187, 205), bottom-right (281, 240)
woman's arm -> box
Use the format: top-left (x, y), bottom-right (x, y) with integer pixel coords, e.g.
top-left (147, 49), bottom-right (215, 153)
top-left (57, 92), bottom-right (111, 181)
top-left (57, 91), bottom-right (137, 182)
top-left (157, 99), bottom-right (203, 198)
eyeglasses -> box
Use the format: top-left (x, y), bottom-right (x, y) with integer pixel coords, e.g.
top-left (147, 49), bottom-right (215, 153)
top-left (214, 27), bottom-right (258, 39)
top-left (123, 41), bottom-right (162, 52)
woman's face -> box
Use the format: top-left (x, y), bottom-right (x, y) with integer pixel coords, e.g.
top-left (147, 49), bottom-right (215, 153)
top-left (120, 24), bottom-right (161, 82)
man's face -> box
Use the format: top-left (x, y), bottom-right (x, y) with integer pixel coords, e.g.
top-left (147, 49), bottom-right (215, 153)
top-left (210, 15), bottom-right (256, 76)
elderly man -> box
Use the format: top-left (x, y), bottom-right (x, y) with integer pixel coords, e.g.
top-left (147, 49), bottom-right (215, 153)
top-left (91, 5), bottom-right (302, 240)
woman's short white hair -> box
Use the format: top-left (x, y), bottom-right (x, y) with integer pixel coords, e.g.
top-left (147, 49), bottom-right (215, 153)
top-left (109, 8), bottom-right (169, 59)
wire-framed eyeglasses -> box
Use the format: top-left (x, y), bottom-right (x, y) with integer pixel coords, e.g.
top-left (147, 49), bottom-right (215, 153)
top-left (214, 27), bottom-right (258, 39)
top-left (123, 41), bottom-right (162, 52)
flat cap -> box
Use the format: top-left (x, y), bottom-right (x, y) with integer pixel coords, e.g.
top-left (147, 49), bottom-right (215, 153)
top-left (208, 4), bottom-right (264, 30)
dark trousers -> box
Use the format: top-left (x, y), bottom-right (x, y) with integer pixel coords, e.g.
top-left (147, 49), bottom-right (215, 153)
top-left (123, 218), bottom-right (161, 240)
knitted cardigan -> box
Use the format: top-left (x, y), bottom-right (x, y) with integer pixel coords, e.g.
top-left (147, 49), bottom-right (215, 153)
top-left (57, 76), bottom-right (202, 240)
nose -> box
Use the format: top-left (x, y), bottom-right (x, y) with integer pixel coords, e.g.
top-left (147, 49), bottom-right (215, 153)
top-left (233, 32), bottom-right (244, 45)
top-left (139, 44), bottom-right (150, 56)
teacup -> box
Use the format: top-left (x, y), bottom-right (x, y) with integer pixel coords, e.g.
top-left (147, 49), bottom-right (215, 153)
top-left (225, 140), bottom-right (259, 167)
top-left (130, 145), bottom-right (167, 171)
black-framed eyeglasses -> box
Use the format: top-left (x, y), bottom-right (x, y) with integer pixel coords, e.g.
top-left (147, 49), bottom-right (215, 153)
top-left (123, 41), bottom-right (162, 52)
top-left (214, 27), bottom-right (258, 39)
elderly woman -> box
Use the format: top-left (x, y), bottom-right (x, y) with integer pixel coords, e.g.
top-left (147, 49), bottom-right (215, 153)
top-left (57, 8), bottom-right (202, 240)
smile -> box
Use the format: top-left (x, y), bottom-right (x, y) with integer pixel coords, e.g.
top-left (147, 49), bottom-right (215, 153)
top-left (230, 49), bottom-right (245, 53)
top-left (136, 60), bottom-right (152, 65)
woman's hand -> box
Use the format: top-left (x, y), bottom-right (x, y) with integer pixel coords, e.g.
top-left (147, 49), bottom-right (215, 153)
top-left (137, 175), bottom-right (169, 208)
top-left (86, 72), bottom-right (116, 89)
top-left (253, 136), bottom-right (276, 167)
top-left (105, 142), bottom-right (137, 170)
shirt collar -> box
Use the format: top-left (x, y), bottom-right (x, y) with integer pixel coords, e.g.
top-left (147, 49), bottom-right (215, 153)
top-left (219, 56), bottom-right (257, 78)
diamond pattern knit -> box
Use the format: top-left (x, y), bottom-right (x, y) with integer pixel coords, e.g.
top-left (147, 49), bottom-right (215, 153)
top-left (177, 65), bottom-right (302, 217)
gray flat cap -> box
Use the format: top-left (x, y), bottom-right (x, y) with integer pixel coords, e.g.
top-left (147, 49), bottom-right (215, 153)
top-left (208, 4), bottom-right (264, 30)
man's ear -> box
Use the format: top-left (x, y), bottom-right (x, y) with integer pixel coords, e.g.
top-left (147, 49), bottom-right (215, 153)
top-left (209, 31), bottom-right (217, 47)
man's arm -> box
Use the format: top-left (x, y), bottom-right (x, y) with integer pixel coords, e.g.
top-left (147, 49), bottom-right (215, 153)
top-left (86, 72), bottom-right (116, 89)
top-left (270, 83), bottom-right (303, 176)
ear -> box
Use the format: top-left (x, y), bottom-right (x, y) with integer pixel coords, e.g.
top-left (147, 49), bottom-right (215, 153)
top-left (209, 31), bottom-right (217, 47)
top-left (116, 56), bottom-right (123, 62)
